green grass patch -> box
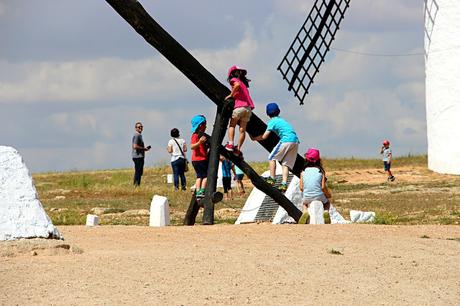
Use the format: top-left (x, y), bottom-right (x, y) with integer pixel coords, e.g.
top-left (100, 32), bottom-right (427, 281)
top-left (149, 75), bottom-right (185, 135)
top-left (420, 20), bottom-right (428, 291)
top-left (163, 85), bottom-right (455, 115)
top-left (32, 155), bottom-right (460, 226)
top-left (328, 248), bottom-right (343, 255)
top-left (373, 212), bottom-right (397, 225)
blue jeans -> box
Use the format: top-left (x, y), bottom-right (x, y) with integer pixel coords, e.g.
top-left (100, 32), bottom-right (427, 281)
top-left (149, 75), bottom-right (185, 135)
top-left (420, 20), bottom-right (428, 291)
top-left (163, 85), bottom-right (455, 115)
top-left (171, 158), bottom-right (186, 190)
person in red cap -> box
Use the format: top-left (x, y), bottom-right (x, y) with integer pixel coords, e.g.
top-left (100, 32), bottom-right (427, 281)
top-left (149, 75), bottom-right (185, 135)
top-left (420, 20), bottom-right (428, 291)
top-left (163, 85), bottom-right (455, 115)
top-left (298, 148), bottom-right (331, 224)
top-left (380, 140), bottom-right (395, 181)
top-left (224, 65), bottom-right (255, 157)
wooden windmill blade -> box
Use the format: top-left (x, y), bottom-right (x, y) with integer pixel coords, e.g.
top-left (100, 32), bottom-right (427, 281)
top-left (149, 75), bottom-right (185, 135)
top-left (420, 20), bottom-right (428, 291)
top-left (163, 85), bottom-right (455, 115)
top-left (278, 0), bottom-right (351, 105)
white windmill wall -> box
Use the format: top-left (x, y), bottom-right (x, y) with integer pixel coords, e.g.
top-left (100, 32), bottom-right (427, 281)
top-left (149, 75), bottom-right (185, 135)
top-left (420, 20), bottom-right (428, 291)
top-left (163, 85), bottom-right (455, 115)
top-left (425, 0), bottom-right (460, 174)
top-left (0, 146), bottom-right (62, 241)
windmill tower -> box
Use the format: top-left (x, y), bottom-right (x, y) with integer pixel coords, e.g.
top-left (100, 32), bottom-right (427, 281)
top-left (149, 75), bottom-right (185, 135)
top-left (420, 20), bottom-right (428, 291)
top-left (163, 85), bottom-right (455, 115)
top-left (425, 0), bottom-right (460, 174)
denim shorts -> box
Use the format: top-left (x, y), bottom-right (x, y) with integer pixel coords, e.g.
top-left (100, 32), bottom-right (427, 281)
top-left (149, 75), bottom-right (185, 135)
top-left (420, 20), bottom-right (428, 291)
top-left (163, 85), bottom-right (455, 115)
top-left (235, 174), bottom-right (244, 181)
top-left (383, 161), bottom-right (391, 171)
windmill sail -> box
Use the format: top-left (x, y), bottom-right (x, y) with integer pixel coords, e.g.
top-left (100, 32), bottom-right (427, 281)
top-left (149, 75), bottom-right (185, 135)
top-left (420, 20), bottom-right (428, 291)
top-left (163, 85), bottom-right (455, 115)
top-left (278, 0), bottom-right (351, 105)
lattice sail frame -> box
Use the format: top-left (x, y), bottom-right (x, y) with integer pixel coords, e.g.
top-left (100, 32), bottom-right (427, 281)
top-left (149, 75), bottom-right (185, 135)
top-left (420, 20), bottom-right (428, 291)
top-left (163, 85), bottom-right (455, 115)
top-left (424, 0), bottom-right (439, 59)
top-left (278, 0), bottom-right (351, 105)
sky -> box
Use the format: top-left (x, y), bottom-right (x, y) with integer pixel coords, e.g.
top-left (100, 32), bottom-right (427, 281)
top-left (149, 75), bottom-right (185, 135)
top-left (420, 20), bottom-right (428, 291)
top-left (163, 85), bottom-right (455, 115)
top-left (0, 0), bottom-right (427, 173)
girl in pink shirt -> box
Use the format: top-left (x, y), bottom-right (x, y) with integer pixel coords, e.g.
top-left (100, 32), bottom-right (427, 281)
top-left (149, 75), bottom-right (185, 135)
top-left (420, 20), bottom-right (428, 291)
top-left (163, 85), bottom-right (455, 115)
top-left (225, 65), bottom-right (255, 157)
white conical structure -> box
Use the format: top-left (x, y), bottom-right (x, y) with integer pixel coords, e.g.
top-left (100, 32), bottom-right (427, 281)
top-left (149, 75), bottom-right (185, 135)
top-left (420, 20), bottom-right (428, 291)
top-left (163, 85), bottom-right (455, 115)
top-left (0, 146), bottom-right (62, 241)
top-left (425, 0), bottom-right (460, 174)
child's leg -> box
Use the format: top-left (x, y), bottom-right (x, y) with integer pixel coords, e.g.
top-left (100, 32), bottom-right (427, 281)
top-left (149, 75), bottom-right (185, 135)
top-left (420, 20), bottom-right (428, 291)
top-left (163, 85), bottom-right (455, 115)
top-left (299, 201), bottom-right (310, 224)
top-left (238, 180), bottom-right (245, 194)
top-left (282, 165), bottom-right (289, 184)
top-left (237, 120), bottom-right (248, 150)
top-left (227, 118), bottom-right (238, 145)
top-left (202, 177), bottom-right (207, 189)
top-left (269, 159), bottom-right (277, 179)
top-left (195, 178), bottom-right (202, 192)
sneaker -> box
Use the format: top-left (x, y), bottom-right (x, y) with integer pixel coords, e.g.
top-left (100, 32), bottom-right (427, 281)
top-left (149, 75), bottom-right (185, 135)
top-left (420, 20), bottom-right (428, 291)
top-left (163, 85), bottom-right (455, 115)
top-left (225, 143), bottom-right (234, 152)
top-left (277, 183), bottom-right (288, 192)
top-left (181, 186), bottom-right (187, 191)
top-left (264, 177), bottom-right (275, 186)
top-left (233, 146), bottom-right (243, 158)
top-left (298, 211), bottom-right (309, 224)
top-left (196, 188), bottom-right (205, 198)
top-left (388, 175), bottom-right (395, 182)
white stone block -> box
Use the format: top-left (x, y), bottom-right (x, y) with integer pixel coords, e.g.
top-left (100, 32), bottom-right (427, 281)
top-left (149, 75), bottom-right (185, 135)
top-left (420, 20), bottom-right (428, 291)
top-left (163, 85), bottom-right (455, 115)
top-left (149, 195), bottom-right (170, 227)
top-left (167, 174), bottom-right (173, 184)
top-left (350, 210), bottom-right (375, 223)
top-left (86, 214), bottom-right (99, 226)
top-left (308, 201), bottom-right (324, 224)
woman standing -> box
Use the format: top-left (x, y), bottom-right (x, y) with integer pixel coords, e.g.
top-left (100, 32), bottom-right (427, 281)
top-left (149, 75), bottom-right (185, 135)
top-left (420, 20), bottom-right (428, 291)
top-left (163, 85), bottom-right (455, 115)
top-left (167, 128), bottom-right (187, 190)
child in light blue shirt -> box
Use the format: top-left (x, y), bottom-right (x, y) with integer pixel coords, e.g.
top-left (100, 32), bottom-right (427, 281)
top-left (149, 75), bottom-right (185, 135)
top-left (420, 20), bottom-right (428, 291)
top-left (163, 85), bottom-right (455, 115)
top-left (299, 148), bottom-right (331, 212)
top-left (251, 102), bottom-right (299, 192)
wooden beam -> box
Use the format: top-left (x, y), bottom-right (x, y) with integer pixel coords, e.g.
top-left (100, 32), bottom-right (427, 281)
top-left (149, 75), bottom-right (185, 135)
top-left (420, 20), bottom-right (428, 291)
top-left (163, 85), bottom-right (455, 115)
top-left (219, 148), bottom-right (302, 222)
top-left (201, 99), bottom-right (234, 225)
top-left (105, 0), bottom-right (306, 177)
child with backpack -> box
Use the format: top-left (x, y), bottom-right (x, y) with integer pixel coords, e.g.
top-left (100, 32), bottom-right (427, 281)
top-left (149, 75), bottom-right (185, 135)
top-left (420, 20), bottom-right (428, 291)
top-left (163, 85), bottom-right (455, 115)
top-left (190, 115), bottom-right (209, 198)
top-left (251, 102), bottom-right (299, 192)
top-left (224, 65), bottom-right (255, 157)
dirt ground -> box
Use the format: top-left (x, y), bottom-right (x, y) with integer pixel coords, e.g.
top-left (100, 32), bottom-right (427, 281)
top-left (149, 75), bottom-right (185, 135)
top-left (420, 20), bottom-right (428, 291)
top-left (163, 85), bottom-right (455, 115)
top-left (1, 224), bottom-right (459, 305)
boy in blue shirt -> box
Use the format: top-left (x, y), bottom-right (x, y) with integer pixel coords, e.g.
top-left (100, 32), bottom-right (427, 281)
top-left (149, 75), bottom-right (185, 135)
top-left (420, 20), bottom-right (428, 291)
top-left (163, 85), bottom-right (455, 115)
top-left (251, 102), bottom-right (299, 192)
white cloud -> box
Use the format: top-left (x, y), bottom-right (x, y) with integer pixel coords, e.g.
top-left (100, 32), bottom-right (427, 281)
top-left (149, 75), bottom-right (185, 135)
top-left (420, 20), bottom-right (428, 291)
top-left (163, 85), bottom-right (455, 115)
top-left (0, 57), bottom-right (190, 104)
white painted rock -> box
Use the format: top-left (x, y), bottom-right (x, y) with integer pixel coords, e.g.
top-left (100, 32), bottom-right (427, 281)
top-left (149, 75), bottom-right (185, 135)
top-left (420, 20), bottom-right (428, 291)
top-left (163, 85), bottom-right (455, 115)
top-left (0, 146), bottom-right (62, 241)
top-left (308, 201), bottom-right (325, 224)
top-left (149, 195), bottom-right (170, 227)
top-left (350, 210), bottom-right (376, 223)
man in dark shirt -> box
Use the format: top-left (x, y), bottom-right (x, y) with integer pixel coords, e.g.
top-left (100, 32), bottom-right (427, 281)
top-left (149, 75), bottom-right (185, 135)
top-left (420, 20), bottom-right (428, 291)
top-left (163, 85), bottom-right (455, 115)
top-left (132, 122), bottom-right (151, 186)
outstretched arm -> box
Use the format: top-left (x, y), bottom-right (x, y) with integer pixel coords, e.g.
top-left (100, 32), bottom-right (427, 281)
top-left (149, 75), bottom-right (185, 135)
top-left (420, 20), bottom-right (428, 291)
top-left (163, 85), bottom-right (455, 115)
top-left (251, 130), bottom-right (271, 141)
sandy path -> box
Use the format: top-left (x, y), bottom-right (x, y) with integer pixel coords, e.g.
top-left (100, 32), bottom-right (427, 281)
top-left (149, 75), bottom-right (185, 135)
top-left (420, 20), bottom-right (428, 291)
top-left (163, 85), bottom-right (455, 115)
top-left (1, 224), bottom-right (459, 305)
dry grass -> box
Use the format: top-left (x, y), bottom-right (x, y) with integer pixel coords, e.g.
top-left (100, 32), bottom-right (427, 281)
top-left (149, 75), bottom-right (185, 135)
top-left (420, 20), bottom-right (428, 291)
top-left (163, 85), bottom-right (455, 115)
top-left (33, 155), bottom-right (460, 226)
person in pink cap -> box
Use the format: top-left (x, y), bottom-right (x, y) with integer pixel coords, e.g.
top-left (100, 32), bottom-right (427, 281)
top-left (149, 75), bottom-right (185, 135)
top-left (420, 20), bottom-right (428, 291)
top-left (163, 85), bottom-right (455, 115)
top-left (224, 65), bottom-right (255, 157)
top-left (380, 139), bottom-right (395, 181)
top-left (298, 148), bottom-right (331, 223)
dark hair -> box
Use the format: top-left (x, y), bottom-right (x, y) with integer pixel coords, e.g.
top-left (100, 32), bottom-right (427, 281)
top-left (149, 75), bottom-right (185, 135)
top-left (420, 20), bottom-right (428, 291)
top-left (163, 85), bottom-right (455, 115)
top-left (228, 70), bottom-right (251, 88)
top-left (170, 128), bottom-right (180, 138)
top-left (268, 109), bottom-right (280, 118)
top-left (304, 159), bottom-right (325, 176)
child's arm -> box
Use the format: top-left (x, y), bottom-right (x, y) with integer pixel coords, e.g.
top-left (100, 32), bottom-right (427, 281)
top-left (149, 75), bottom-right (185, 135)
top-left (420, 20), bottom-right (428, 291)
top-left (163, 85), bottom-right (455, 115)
top-left (321, 175), bottom-right (332, 199)
top-left (251, 130), bottom-right (271, 141)
top-left (388, 152), bottom-right (392, 163)
top-left (166, 144), bottom-right (173, 153)
top-left (231, 164), bottom-right (236, 176)
top-left (190, 136), bottom-right (206, 150)
top-left (225, 81), bottom-right (240, 100)
top-left (380, 146), bottom-right (384, 154)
